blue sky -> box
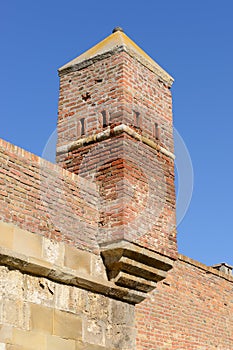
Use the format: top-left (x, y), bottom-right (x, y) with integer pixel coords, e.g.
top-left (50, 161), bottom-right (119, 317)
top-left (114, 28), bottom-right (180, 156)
top-left (1, 1), bottom-right (233, 266)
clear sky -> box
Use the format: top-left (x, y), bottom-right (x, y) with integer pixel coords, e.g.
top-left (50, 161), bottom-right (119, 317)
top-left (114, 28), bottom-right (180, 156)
top-left (1, 1), bottom-right (233, 266)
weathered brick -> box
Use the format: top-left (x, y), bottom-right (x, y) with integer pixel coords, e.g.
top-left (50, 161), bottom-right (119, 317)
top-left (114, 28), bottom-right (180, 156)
top-left (136, 255), bottom-right (233, 349)
top-left (1, 28), bottom-right (232, 350)
top-left (56, 36), bottom-right (177, 259)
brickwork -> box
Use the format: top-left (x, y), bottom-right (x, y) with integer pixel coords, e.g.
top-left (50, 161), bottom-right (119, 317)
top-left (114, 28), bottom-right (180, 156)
top-left (61, 133), bottom-right (176, 257)
top-left (57, 51), bottom-right (173, 153)
top-left (136, 255), bottom-right (233, 349)
top-left (57, 45), bottom-right (177, 259)
top-left (0, 28), bottom-right (232, 350)
top-left (0, 138), bottom-right (98, 253)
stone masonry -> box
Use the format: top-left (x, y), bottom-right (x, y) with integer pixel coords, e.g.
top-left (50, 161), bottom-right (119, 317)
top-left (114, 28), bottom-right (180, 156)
top-left (0, 28), bottom-right (233, 349)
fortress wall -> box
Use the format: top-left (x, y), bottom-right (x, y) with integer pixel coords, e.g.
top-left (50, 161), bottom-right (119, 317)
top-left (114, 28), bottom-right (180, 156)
top-left (57, 50), bottom-right (173, 154)
top-left (2, 28), bottom-right (230, 350)
top-left (57, 49), bottom-right (177, 259)
top-left (136, 255), bottom-right (233, 349)
top-left (0, 135), bottom-right (137, 349)
top-left (0, 138), bottom-right (99, 253)
top-left (0, 262), bottom-right (135, 350)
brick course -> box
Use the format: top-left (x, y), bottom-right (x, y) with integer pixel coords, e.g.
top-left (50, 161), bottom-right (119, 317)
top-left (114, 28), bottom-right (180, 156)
top-left (57, 48), bottom-right (177, 259)
top-left (57, 51), bottom-right (173, 153)
top-left (0, 138), bottom-right (98, 252)
top-left (136, 255), bottom-right (233, 349)
top-left (0, 29), bottom-right (232, 350)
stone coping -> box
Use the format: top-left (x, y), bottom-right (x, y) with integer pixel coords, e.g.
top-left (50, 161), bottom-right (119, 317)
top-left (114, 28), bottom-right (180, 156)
top-left (56, 124), bottom-right (175, 160)
top-left (101, 240), bottom-right (174, 293)
top-left (58, 30), bottom-right (174, 87)
top-left (0, 221), bottom-right (145, 304)
top-left (179, 254), bottom-right (233, 283)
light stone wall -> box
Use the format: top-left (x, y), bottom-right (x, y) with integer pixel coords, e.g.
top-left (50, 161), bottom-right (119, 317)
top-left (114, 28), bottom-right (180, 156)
top-left (0, 221), bottom-right (136, 350)
top-left (0, 221), bottom-right (144, 304)
top-left (0, 266), bottom-right (135, 350)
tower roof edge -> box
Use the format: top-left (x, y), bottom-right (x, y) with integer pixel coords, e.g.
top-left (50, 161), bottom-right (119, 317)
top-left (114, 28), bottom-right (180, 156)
top-left (58, 30), bottom-right (174, 86)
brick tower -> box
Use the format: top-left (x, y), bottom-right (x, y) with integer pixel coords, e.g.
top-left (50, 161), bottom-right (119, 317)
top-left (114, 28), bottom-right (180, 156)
top-left (56, 27), bottom-right (177, 293)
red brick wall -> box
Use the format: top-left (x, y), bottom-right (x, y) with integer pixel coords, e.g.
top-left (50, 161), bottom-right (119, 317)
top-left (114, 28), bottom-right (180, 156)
top-left (61, 133), bottom-right (176, 258)
top-left (0, 138), bottom-right (98, 252)
top-left (136, 255), bottom-right (233, 349)
top-left (57, 51), bottom-right (173, 156)
top-left (121, 51), bottom-right (174, 153)
top-left (57, 50), bottom-right (177, 259)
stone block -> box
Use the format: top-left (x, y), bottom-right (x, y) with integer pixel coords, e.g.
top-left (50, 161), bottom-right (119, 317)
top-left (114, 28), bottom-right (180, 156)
top-left (76, 342), bottom-right (109, 350)
top-left (0, 299), bottom-right (3, 323)
top-left (42, 238), bottom-right (64, 266)
top-left (69, 287), bottom-right (87, 314)
top-left (0, 325), bottom-right (13, 344)
top-left (113, 271), bottom-right (157, 292)
top-left (26, 257), bottom-right (52, 277)
top-left (2, 269), bottom-right (24, 300)
top-left (0, 222), bottom-right (14, 250)
top-left (105, 325), bottom-right (136, 350)
top-left (101, 241), bottom-right (174, 297)
top-left (2, 300), bottom-right (24, 328)
top-left (86, 294), bottom-right (110, 322)
top-left (64, 245), bottom-right (91, 275)
top-left (83, 319), bottom-right (105, 347)
top-left (12, 329), bottom-right (46, 350)
top-left (54, 284), bottom-right (70, 311)
top-left (25, 275), bottom-right (55, 307)
top-left (110, 299), bottom-right (134, 326)
top-left (91, 256), bottom-right (107, 280)
top-left (53, 310), bottom-right (82, 340)
top-left (30, 303), bottom-right (53, 334)
top-left (46, 335), bottom-right (76, 350)
top-left (6, 346), bottom-right (25, 350)
top-left (13, 228), bottom-right (42, 260)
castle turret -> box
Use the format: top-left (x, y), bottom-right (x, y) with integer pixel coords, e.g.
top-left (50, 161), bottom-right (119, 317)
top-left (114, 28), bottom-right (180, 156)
top-left (56, 28), bottom-right (177, 293)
